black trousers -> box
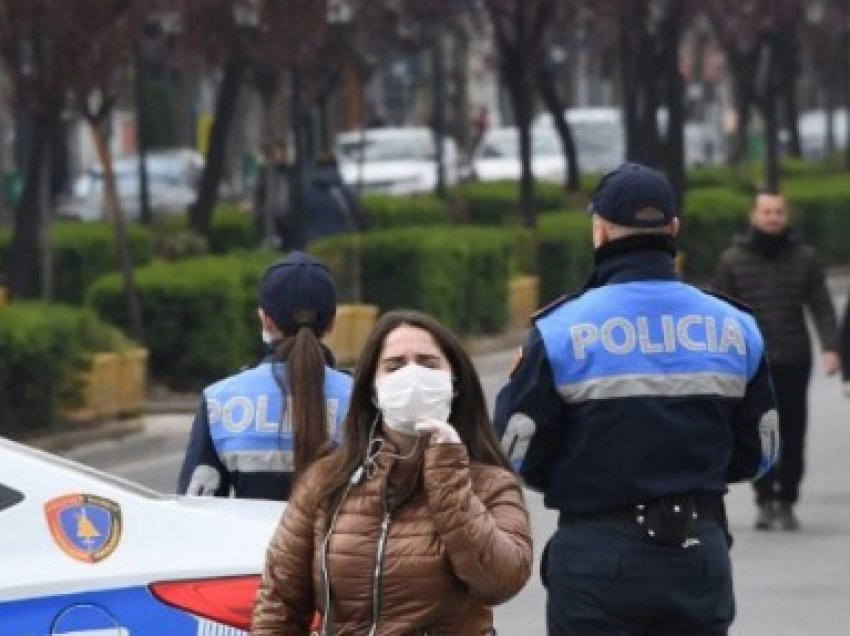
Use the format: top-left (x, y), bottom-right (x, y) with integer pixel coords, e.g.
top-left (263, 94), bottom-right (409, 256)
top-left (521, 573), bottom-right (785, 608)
top-left (545, 517), bottom-right (734, 636)
top-left (754, 360), bottom-right (812, 505)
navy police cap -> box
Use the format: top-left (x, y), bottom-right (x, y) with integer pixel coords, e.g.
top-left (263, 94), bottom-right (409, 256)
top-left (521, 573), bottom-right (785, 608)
top-left (589, 162), bottom-right (677, 228)
top-left (259, 251), bottom-right (337, 334)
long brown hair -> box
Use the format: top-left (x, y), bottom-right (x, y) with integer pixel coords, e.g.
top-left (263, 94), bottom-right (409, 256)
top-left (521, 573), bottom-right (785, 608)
top-left (272, 325), bottom-right (331, 479)
top-left (318, 309), bottom-right (510, 504)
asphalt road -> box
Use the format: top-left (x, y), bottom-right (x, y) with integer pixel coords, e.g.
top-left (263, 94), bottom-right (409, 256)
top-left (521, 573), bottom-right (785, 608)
top-left (67, 292), bottom-right (850, 635)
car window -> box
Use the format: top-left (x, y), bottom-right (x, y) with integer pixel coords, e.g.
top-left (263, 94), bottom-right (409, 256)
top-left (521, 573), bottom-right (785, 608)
top-left (0, 484), bottom-right (23, 512)
top-left (480, 131), bottom-right (561, 158)
top-left (337, 137), bottom-right (434, 162)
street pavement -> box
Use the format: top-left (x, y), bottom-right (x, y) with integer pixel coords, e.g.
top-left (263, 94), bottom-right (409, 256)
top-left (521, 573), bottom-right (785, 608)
top-left (64, 284), bottom-right (850, 635)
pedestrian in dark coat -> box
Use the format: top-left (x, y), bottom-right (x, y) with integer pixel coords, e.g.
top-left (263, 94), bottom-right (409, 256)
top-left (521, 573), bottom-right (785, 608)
top-left (713, 192), bottom-right (839, 531)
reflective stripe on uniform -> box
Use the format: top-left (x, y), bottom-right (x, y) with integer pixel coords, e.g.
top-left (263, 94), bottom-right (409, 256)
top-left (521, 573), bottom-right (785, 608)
top-left (558, 372), bottom-right (748, 403)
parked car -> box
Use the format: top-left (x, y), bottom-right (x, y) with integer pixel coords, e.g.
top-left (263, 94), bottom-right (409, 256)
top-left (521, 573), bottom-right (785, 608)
top-left (798, 109), bottom-right (848, 160)
top-left (471, 126), bottom-right (565, 182)
top-left (535, 107), bottom-right (626, 175)
top-left (57, 148), bottom-right (204, 222)
top-left (335, 127), bottom-right (459, 195)
top-left (0, 436), bottom-right (281, 633)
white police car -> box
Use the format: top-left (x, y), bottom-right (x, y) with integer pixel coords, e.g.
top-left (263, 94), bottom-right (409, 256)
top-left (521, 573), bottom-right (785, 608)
top-left (0, 437), bottom-right (283, 635)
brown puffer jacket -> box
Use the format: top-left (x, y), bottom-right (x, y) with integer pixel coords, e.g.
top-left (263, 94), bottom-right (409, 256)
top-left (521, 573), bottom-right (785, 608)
top-left (251, 442), bottom-right (533, 636)
top-left (713, 230), bottom-right (838, 366)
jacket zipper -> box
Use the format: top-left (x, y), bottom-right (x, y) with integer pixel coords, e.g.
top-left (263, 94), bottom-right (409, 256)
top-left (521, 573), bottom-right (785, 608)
top-left (368, 497), bottom-right (392, 636)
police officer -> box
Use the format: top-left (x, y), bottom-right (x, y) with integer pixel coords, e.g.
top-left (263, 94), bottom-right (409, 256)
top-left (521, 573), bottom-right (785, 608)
top-left (495, 163), bottom-right (779, 635)
top-left (178, 251), bottom-right (353, 500)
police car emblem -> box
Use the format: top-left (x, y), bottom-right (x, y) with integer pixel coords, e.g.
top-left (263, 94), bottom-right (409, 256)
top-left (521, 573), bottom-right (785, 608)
top-left (45, 494), bottom-right (122, 563)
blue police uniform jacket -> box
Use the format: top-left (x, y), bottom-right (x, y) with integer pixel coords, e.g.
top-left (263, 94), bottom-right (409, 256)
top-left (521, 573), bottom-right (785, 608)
top-left (178, 359), bottom-right (352, 500)
top-left (494, 235), bottom-right (779, 515)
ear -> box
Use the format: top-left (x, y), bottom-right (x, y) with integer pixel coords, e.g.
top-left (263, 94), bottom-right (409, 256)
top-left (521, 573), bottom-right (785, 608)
top-left (257, 308), bottom-right (279, 334)
top-left (668, 217), bottom-right (681, 238)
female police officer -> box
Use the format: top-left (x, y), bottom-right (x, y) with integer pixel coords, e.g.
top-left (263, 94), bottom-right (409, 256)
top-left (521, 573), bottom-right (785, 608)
top-left (178, 251), bottom-right (352, 500)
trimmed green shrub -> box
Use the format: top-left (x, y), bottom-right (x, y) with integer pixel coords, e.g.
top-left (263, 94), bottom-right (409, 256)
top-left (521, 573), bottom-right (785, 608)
top-left (312, 227), bottom-right (511, 334)
top-left (536, 212), bottom-right (593, 304)
top-left (361, 194), bottom-right (451, 229)
top-left (453, 181), bottom-right (566, 225)
top-left (86, 256), bottom-right (262, 390)
top-left (149, 204), bottom-right (256, 256)
top-left (0, 302), bottom-right (131, 435)
top-left (678, 187), bottom-right (751, 282)
top-left (0, 222), bottom-right (154, 305)
top-left (784, 176), bottom-right (850, 264)
top-left (208, 204), bottom-right (258, 254)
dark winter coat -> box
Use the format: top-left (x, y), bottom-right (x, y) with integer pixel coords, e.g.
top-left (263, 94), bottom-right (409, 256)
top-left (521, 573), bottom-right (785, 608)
top-left (713, 229), bottom-right (838, 366)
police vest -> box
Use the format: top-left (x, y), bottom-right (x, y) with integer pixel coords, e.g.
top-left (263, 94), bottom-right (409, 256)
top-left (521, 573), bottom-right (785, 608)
top-left (535, 279), bottom-right (765, 513)
top-left (203, 362), bottom-right (352, 476)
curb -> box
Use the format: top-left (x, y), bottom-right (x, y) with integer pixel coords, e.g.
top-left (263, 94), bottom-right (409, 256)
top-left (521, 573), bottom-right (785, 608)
top-left (28, 418), bottom-right (145, 453)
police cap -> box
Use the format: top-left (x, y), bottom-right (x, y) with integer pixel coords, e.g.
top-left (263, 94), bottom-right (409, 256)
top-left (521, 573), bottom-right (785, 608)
top-left (259, 251), bottom-right (337, 334)
top-left (589, 162), bottom-right (677, 228)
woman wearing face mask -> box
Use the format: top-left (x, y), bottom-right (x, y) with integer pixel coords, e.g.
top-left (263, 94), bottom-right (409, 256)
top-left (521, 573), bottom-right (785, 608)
top-left (177, 251), bottom-right (353, 501)
top-left (252, 309), bottom-right (533, 635)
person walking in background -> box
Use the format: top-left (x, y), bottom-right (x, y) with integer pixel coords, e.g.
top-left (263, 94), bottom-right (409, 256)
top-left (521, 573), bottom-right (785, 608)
top-left (178, 251), bottom-right (352, 501)
top-left (252, 309), bottom-right (532, 635)
top-left (253, 139), bottom-right (293, 249)
top-left (496, 163), bottom-right (778, 636)
top-left (713, 192), bottom-right (839, 531)
top-left (303, 152), bottom-right (368, 245)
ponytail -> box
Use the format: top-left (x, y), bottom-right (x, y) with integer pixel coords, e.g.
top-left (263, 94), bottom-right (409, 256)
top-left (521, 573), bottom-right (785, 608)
top-left (273, 326), bottom-right (329, 479)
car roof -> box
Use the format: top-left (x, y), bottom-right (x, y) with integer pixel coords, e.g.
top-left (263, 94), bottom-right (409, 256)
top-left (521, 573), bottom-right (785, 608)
top-left (336, 127), bottom-right (436, 143)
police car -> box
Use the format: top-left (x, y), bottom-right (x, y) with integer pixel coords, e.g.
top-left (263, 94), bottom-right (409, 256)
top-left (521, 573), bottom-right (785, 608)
top-left (0, 436), bottom-right (283, 635)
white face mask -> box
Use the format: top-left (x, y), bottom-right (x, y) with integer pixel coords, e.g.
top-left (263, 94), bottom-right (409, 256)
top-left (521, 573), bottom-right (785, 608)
top-left (262, 330), bottom-right (277, 346)
top-left (374, 363), bottom-right (453, 436)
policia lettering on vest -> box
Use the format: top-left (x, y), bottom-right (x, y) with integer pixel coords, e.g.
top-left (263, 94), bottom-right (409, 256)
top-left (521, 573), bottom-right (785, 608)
top-left (494, 163), bottom-right (779, 636)
top-left (177, 252), bottom-right (353, 501)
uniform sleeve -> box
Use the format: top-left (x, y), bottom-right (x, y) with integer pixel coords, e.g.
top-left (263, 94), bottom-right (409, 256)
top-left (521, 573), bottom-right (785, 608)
top-left (493, 328), bottom-right (565, 491)
top-left (727, 357), bottom-right (780, 483)
top-left (251, 471), bottom-right (320, 635)
top-left (423, 444), bottom-right (533, 606)
top-left (177, 399), bottom-right (231, 496)
top-left (805, 252), bottom-right (839, 352)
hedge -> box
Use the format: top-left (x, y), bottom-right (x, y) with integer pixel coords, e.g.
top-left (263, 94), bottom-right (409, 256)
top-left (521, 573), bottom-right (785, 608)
top-left (0, 302), bottom-right (131, 435)
top-left (452, 181), bottom-right (566, 225)
top-left (536, 212), bottom-right (594, 304)
top-left (361, 194), bottom-right (451, 229)
top-left (149, 204), bottom-right (257, 257)
top-left (311, 227), bottom-right (511, 334)
top-left (86, 255), bottom-right (265, 390)
top-left (0, 222), bottom-right (154, 304)
top-left (784, 176), bottom-right (850, 265)
top-left (677, 187), bottom-right (751, 282)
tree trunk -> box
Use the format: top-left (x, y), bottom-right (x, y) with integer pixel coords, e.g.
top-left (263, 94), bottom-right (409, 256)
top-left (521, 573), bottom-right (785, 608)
top-left (189, 48), bottom-right (245, 236)
top-left (90, 121), bottom-right (145, 343)
top-left (731, 69), bottom-right (753, 165)
top-left (288, 70), bottom-right (307, 250)
top-left (7, 119), bottom-right (50, 299)
top-left (38, 132), bottom-right (53, 300)
top-left (844, 29), bottom-right (850, 169)
top-left (134, 43), bottom-right (152, 225)
top-left (660, 2), bottom-right (686, 211)
top-left (431, 32), bottom-right (448, 199)
top-left (504, 61), bottom-right (536, 227)
top-left (778, 31), bottom-right (802, 159)
top-left (537, 63), bottom-right (580, 192)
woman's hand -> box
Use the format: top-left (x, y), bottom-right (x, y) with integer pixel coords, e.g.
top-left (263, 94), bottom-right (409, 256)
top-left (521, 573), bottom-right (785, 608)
top-left (415, 418), bottom-right (461, 444)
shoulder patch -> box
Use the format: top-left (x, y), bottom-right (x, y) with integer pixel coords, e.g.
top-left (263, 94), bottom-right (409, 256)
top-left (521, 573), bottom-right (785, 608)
top-left (531, 291), bottom-right (582, 322)
top-left (702, 288), bottom-right (754, 314)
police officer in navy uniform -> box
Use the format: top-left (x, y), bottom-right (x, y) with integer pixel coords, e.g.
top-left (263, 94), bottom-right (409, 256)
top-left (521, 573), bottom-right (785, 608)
top-left (178, 252), bottom-right (353, 501)
top-left (494, 163), bottom-right (779, 635)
